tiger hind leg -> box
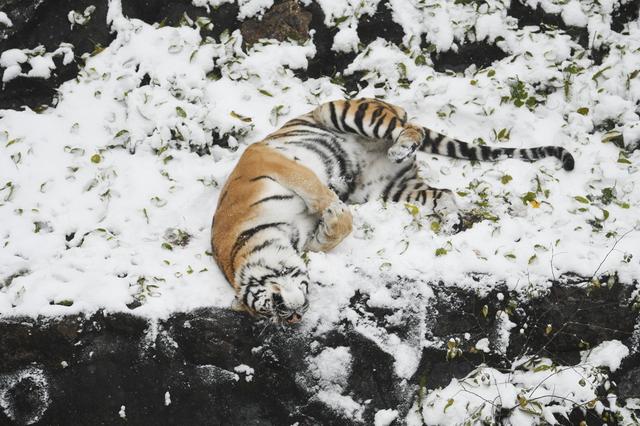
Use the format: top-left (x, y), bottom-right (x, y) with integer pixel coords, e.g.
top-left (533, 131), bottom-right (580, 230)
top-left (311, 99), bottom-right (425, 163)
top-left (381, 164), bottom-right (458, 215)
top-left (306, 199), bottom-right (353, 252)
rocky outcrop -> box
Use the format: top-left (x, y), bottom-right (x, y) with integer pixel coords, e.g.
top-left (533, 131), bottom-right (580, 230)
top-left (1, 277), bottom-right (638, 424)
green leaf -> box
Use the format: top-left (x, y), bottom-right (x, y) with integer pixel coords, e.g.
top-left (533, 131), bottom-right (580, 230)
top-left (258, 89), bottom-right (273, 97)
top-left (528, 254), bottom-right (537, 265)
top-left (334, 15), bottom-right (349, 25)
top-left (404, 202), bottom-right (419, 217)
top-left (574, 196), bottom-right (590, 204)
top-left (521, 192), bottom-right (536, 205)
top-left (379, 261), bottom-right (392, 271)
top-left (618, 152), bottom-right (631, 164)
top-left (430, 221), bottom-right (441, 233)
top-left (444, 398), bottom-right (454, 412)
top-left (500, 175), bottom-right (512, 184)
top-left (176, 106), bottom-right (187, 118)
top-left (487, 69), bottom-right (495, 77)
top-left (533, 364), bottom-right (552, 372)
top-left (161, 242), bottom-right (173, 251)
top-left (577, 107), bottom-right (589, 115)
top-left (230, 110), bottom-right (252, 123)
top-left (481, 304), bottom-right (489, 318)
top-left (435, 248), bottom-right (448, 256)
top-left (91, 154), bottom-right (102, 164)
top-left (592, 65), bottom-right (612, 81)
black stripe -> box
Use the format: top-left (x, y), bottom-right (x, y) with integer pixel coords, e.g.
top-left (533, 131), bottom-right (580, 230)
top-left (288, 140), bottom-right (337, 178)
top-left (354, 102), bottom-right (368, 136)
top-left (312, 137), bottom-right (350, 177)
top-left (373, 116), bottom-right (386, 138)
top-left (251, 195), bottom-right (295, 207)
top-left (230, 222), bottom-right (286, 266)
top-left (289, 225), bottom-right (300, 251)
top-left (246, 238), bottom-right (278, 257)
top-left (243, 286), bottom-right (266, 309)
top-left (280, 118), bottom-right (311, 129)
top-left (481, 146), bottom-right (494, 160)
top-left (432, 190), bottom-right (444, 210)
top-left (458, 142), bottom-right (471, 160)
top-left (384, 117), bottom-right (397, 139)
top-left (446, 141), bottom-right (457, 158)
top-left (341, 101), bottom-right (357, 134)
top-left (392, 184), bottom-right (407, 202)
top-left (530, 148), bottom-right (540, 160)
top-left (419, 191), bottom-right (427, 205)
top-left (427, 130), bottom-right (442, 153)
top-left (250, 175), bottom-right (276, 182)
top-left (329, 102), bottom-right (342, 131)
top-left (369, 106), bottom-right (383, 126)
top-left (382, 164), bottom-right (413, 200)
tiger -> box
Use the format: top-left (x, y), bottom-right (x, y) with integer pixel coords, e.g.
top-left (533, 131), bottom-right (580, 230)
top-left (211, 98), bottom-right (574, 325)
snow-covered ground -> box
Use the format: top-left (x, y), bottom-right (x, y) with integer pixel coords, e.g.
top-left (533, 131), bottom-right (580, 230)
top-left (1, 0), bottom-right (639, 423)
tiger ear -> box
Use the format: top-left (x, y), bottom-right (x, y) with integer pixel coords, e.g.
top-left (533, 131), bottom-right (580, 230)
top-left (231, 296), bottom-right (248, 312)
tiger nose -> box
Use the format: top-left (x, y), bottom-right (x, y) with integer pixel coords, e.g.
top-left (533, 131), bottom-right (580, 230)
top-left (287, 313), bottom-right (302, 324)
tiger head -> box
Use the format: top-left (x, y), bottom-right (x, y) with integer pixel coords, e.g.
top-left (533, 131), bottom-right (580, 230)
top-left (234, 265), bottom-right (310, 324)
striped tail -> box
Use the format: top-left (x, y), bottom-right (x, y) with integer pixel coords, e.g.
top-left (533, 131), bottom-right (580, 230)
top-left (420, 129), bottom-right (575, 171)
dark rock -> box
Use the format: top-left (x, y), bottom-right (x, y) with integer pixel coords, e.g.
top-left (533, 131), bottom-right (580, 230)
top-left (303, 1), bottom-right (356, 81)
top-left (430, 42), bottom-right (509, 73)
top-left (612, 0), bottom-right (640, 33)
top-left (241, 0), bottom-right (312, 47)
top-left (121, 0), bottom-right (241, 41)
top-left (0, 0), bottom-right (114, 110)
top-left (0, 275), bottom-right (638, 424)
top-left (612, 353), bottom-right (640, 399)
top-left (507, 279), bottom-right (637, 364)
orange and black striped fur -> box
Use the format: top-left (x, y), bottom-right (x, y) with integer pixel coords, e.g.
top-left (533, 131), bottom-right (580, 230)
top-left (211, 98), bottom-right (574, 324)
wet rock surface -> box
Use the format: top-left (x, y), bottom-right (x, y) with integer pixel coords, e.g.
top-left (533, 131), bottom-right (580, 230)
top-left (1, 277), bottom-right (638, 425)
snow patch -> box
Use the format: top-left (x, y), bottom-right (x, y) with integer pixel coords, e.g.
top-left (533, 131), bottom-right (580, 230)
top-left (581, 340), bottom-right (630, 372)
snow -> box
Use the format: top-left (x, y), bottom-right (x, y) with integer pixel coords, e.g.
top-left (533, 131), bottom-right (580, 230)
top-left (374, 408), bottom-right (399, 426)
top-left (1, 0), bottom-right (640, 421)
top-left (305, 346), bottom-right (363, 420)
top-left (581, 340), bottom-right (630, 372)
top-left (0, 45), bottom-right (74, 83)
top-left (416, 349), bottom-right (634, 425)
top-left (475, 337), bottom-right (490, 353)
top-left (561, 0), bottom-right (589, 27)
top-left (237, 0), bottom-right (274, 21)
top-left (164, 391), bottom-right (171, 406)
top-left (233, 364), bottom-right (255, 381)
top-left (0, 12), bottom-right (12, 28)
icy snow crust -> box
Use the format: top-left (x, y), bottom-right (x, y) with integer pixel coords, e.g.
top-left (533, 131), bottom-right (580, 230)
top-left (0, 0), bottom-right (639, 421)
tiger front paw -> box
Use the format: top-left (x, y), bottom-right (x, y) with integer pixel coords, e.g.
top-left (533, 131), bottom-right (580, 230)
top-left (387, 127), bottom-right (424, 163)
top-left (308, 200), bottom-right (353, 252)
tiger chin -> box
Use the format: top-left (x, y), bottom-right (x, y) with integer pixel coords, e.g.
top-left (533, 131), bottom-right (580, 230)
top-left (211, 98), bottom-right (575, 324)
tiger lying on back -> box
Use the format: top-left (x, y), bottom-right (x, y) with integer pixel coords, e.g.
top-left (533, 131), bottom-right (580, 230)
top-left (211, 98), bottom-right (574, 324)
